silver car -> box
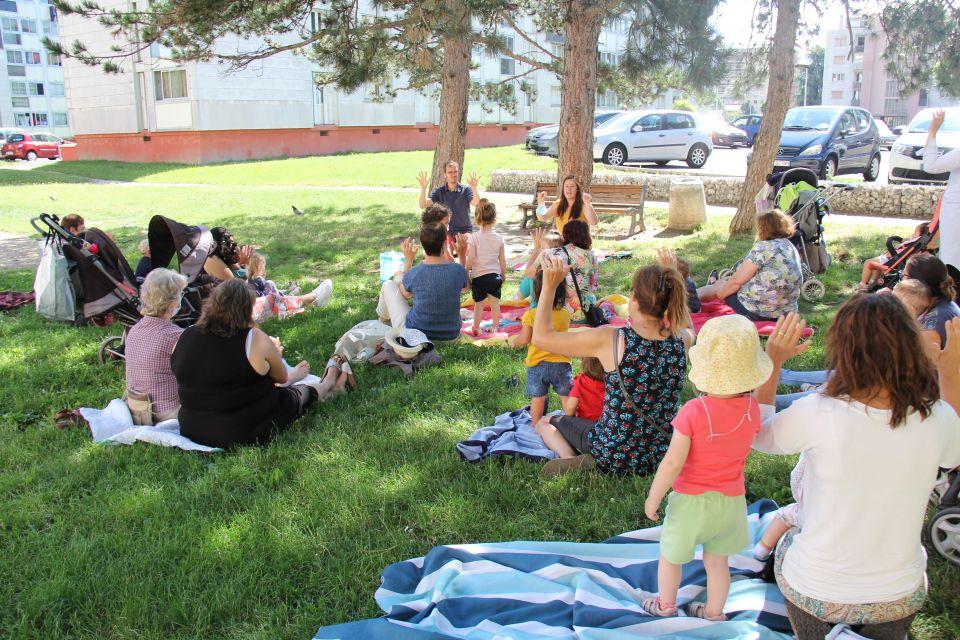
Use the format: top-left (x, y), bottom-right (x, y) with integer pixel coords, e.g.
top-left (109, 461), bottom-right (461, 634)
top-left (888, 107), bottom-right (959, 185)
top-left (592, 110), bottom-right (714, 168)
top-left (527, 110), bottom-right (623, 157)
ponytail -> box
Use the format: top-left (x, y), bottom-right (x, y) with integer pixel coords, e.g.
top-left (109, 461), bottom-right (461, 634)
top-left (474, 198), bottom-right (497, 226)
top-left (631, 264), bottom-right (690, 338)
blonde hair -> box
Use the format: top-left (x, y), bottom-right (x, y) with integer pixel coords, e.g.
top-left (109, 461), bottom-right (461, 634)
top-left (893, 278), bottom-right (931, 315)
top-left (247, 252), bottom-right (266, 280)
top-left (631, 264), bottom-right (690, 338)
top-left (138, 239), bottom-right (150, 255)
top-left (474, 198), bottom-right (496, 226)
top-left (140, 268), bottom-right (187, 317)
top-left (543, 231), bottom-right (564, 249)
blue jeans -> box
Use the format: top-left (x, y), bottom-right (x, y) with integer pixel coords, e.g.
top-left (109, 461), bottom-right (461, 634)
top-left (779, 369), bottom-right (830, 385)
top-left (525, 361), bottom-right (574, 398)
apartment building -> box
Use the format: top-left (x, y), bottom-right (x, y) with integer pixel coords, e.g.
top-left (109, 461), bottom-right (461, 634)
top-left (822, 15), bottom-right (957, 127)
top-left (0, 0), bottom-right (69, 137)
top-left (714, 49), bottom-right (768, 113)
top-left (59, 2), bottom-right (634, 164)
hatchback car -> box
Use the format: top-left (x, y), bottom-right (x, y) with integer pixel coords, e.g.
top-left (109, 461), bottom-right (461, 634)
top-left (706, 114), bottom-right (749, 147)
top-left (732, 114), bottom-right (762, 145)
top-left (527, 109), bottom-right (623, 157)
top-left (769, 106), bottom-right (881, 181)
top-left (593, 110), bottom-right (713, 168)
top-left (2, 132), bottom-right (67, 161)
top-left (888, 107), bottom-right (959, 185)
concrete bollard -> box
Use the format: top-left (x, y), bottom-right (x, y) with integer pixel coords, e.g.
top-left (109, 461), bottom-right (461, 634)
top-left (668, 178), bottom-right (707, 231)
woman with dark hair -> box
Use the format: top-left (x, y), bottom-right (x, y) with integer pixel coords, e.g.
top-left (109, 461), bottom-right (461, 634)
top-left (754, 303), bottom-right (960, 640)
top-left (171, 280), bottom-right (342, 448)
top-left (697, 210), bottom-right (802, 321)
top-left (524, 219), bottom-right (599, 316)
top-left (535, 175), bottom-right (599, 234)
top-left (904, 253), bottom-right (960, 349)
top-left (203, 227), bottom-right (253, 281)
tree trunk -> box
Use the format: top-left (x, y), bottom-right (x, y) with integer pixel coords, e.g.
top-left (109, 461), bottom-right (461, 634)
top-left (729, 0), bottom-right (801, 235)
top-left (431, 0), bottom-right (472, 189)
top-left (557, 1), bottom-right (603, 190)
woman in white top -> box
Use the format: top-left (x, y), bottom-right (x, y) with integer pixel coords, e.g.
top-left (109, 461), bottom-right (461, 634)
top-left (922, 110), bottom-right (960, 270)
top-left (753, 299), bottom-right (960, 640)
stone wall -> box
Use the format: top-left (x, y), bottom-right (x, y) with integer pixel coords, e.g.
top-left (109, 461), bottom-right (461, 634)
top-left (489, 169), bottom-right (945, 218)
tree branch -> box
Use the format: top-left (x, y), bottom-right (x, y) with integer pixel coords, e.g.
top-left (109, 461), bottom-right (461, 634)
top-left (499, 11), bottom-right (558, 63)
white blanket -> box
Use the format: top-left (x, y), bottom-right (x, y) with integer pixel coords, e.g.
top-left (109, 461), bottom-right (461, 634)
top-left (79, 399), bottom-right (221, 453)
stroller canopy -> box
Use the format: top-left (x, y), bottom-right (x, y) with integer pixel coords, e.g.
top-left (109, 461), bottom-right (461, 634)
top-left (62, 228), bottom-right (138, 319)
top-left (148, 215), bottom-right (214, 283)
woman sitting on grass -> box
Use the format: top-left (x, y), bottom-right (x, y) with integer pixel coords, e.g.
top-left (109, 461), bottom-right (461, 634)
top-left (754, 300), bottom-right (960, 640)
top-left (524, 219), bottom-right (599, 317)
top-left (171, 280), bottom-right (347, 448)
top-left (531, 253), bottom-right (694, 477)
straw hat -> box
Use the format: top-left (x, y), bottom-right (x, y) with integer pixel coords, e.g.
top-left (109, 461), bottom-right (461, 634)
top-left (385, 326), bottom-right (433, 360)
top-left (688, 315), bottom-right (773, 395)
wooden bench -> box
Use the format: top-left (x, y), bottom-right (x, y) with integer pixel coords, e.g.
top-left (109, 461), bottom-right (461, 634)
top-left (519, 182), bottom-right (646, 237)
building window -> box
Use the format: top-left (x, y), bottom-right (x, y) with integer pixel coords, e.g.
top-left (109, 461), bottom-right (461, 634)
top-left (20, 18), bottom-right (35, 33)
top-left (550, 43), bottom-right (563, 59)
top-left (153, 69), bottom-right (187, 100)
top-left (49, 81), bottom-right (64, 96)
top-left (550, 85), bottom-right (561, 107)
top-left (7, 64), bottom-right (25, 77)
top-left (11, 96), bottom-right (28, 108)
top-left (363, 83), bottom-right (393, 102)
top-left (855, 35), bottom-right (865, 52)
top-left (48, 5), bottom-right (57, 22)
top-left (309, 9), bottom-right (325, 33)
top-left (28, 82), bottom-right (44, 96)
top-left (831, 72), bottom-right (845, 82)
top-left (918, 88), bottom-right (928, 107)
top-left (6, 50), bottom-right (22, 64)
top-left (831, 90), bottom-right (843, 99)
top-left (2, 32), bottom-right (20, 45)
top-left (24, 51), bottom-right (41, 65)
top-left (885, 78), bottom-right (900, 97)
top-left (500, 57), bottom-right (515, 76)
top-left (884, 98), bottom-right (905, 116)
top-left (10, 81), bottom-right (26, 95)
top-left (42, 20), bottom-right (56, 36)
top-left (833, 55), bottom-right (845, 64)
top-left (855, 71), bottom-right (862, 83)
top-left (0, 0), bottom-right (16, 12)
top-left (30, 112), bottom-right (48, 126)
top-left (2, 16), bottom-right (17, 31)
top-left (53, 112), bottom-right (68, 126)
top-left (46, 51), bottom-right (61, 65)
top-left (14, 113), bottom-right (30, 127)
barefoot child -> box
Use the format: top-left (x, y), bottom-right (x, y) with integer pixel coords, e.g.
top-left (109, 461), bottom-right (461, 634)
top-left (466, 199), bottom-right (506, 334)
top-left (858, 222), bottom-right (940, 290)
top-left (643, 315), bottom-right (772, 620)
top-left (513, 269), bottom-right (571, 425)
top-left (247, 252), bottom-right (332, 322)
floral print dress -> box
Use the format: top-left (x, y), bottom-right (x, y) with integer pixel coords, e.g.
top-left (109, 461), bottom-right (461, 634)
top-left (737, 238), bottom-right (803, 320)
top-left (545, 245), bottom-right (599, 311)
top-left (587, 327), bottom-right (686, 474)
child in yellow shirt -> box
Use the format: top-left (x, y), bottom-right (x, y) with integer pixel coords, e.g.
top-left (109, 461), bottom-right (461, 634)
top-left (513, 269), bottom-right (572, 424)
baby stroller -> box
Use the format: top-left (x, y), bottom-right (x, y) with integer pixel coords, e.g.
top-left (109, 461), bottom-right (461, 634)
top-left (929, 466), bottom-right (960, 567)
top-left (31, 213), bottom-right (202, 364)
top-left (866, 197), bottom-right (943, 292)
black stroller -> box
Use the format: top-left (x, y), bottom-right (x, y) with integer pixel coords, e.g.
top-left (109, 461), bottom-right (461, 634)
top-left (866, 196), bottom-right (944, 292)
top-left (31, 213), bottom-right (204, 364)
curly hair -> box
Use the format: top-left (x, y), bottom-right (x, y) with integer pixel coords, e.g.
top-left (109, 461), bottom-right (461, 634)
top-left (756, 210), bottom-right (795, 241)
top-left (562, 219), bottom-right (592, 251)
top-left (823, 294), bottom-right (938, 427)
top-left (140, 268), bottom-right (187, 317)
top-left (210, 227), bottom-right (240, 265)
top-left (197, 279), bottom-right (255, 338)
top-left (422, 203), bottom-right (452, 225)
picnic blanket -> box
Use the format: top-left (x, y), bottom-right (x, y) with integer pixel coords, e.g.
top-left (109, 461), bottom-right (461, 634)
top-left (79, 398), bottom-right (221, 453)
top-left (456, 408), bottom-right (557, 462)
top-left (692, 300), bottom-right (815, 337)
top-left (0, 291), bottom-right (34, 311)
top-left (314, 500), bottom-right (794, 640)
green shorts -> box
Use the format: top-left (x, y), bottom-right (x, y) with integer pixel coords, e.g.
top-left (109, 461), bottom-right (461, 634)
top-left (660, 491), bottom-right (749, 564)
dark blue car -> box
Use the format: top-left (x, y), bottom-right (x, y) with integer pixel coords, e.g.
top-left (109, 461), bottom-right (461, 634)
top-left (732, 114), bottom-right (762, 145)
top-left (771, 106), bottom-right (882, 181)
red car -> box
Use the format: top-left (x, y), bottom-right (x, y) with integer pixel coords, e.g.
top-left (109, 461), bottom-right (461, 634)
top-left (2, 132), bottom-right (71, 161)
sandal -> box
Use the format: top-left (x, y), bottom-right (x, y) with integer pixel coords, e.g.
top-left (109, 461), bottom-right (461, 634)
top-left (685, 602), bottom-right (727, 621)
top-left (706, 269), bottom-right (720, 286)
top-left (54, 409), bottom-right (87, 430)
top-left (641, 596), bottom-right (678, 617)
top-left (541, 453), bottom-right (597, 478)
top-left (325, 355), bottom-right (344, 379)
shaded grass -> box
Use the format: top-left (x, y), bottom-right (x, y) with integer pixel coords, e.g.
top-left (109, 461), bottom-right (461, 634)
top-left (0, 179), bottom-right (957, 640)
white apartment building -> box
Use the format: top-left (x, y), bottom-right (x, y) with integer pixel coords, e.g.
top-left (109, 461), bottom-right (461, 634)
top-left (714, 49), bottom-right (768, 113)
top-left (59, 2), bottom-right (635, 163)
top-left (0, 0), bottom-right (69, 136)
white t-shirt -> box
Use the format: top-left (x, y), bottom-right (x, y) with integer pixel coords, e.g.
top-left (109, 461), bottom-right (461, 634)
top-left (922, 138), bottom-right (960, 268)
top-left (467, 228), bottom-right (504, 279)
top-left (755, 394), bottom-right (960, 604)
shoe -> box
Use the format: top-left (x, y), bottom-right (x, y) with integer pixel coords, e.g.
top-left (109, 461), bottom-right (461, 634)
top-left (541, 454), bottom-right (597, 478)
top-left (706, 269), bottom-right (719, 285)
top-left (287, 281), bottom-right (301, 296)
top-left (311, 279), bottom-right (333, 308)
top-left (641, 596), bottom-right (678, 617)
top-left (685, 601), bottom-right (727, 621)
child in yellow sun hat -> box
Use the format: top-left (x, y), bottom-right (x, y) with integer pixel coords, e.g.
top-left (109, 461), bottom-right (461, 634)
top-left (642, 314), bottom-right (774, 621)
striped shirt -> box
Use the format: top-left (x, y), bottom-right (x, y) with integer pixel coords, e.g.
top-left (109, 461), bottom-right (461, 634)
top-left (124, 316), bottom-right (184, 416)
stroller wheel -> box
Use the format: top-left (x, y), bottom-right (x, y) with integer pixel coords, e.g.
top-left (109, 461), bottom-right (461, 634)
top-left (718, 268), bottom-right (735, 280)
top-left (801, 279), bottom-right (826, 301)
top-left (928, 507), bottom-right (960, 567)
top-left (98, 335), bottom-right (125, 365)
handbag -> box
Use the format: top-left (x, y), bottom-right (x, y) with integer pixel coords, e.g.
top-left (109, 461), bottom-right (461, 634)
top-left (34, 239), bottom-right (76, 323)
top-left (612, 328), bottom-right (673, 438)
top-left (561, 247), bottom-right (608, 327)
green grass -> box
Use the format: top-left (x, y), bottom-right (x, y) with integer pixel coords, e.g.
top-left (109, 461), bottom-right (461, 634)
top-left (15, 145), bottom-right (558, 190)
top-left (0, 168), bottom-right (957, 639)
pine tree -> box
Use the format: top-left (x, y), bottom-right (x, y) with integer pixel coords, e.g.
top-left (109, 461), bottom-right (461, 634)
top-left (880, 0), bottom-right (960, 99)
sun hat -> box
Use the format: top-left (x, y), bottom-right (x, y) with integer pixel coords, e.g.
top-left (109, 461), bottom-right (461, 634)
top-left (385, 326), bottom-right (433, 360)
top-left (688, 315), bottom-right (773, 395)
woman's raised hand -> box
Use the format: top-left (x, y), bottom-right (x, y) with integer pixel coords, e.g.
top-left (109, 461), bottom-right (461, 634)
top-left (930, 110), bottom-right (946, 137)
top-left (765, 312), bottom-right (811, 365)
top-left (541, 256), bottom-right (571, 291)
top-left (582, 192), bottom-right (593, 204)
top-left (536, 190), bottom-right (547, 205)
top-left (656, 247), bottom-right (679, 271)
top-left (237, 244), bottom-right (254, 267)
top-left (530, 226), bottom-right (545, 251)
top-left (401, 237), bottom-right (419, 263)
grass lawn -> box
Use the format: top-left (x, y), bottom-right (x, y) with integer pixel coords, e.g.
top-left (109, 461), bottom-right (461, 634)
top-left (0, 167), bottom-right (957, 640)
top-left (14, 145), bottom-right (559, 190)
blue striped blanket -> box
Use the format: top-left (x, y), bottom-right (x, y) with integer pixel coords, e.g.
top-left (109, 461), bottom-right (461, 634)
top-left (315, 500), bottom-right (793, 639)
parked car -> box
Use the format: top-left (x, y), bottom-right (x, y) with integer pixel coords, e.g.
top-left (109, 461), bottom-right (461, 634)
top-left (705, 114), bottom-right (749, 148)
top-left (767, 106), bottom-right (882, 181)
top-left (874, 119), bottom-right (897, 150)
top-left (2, 132), bottom-right (70, 161)
top-left (526, 109), bottom-right (623, 157)
top-left (0, 128), bottom-right (24, 144)
top-left (593, 110), bottom-right (713, 168)
top-left (731, 114), bottom-right (762, 145)
top-left (888, 107), bottom-right (960, 186)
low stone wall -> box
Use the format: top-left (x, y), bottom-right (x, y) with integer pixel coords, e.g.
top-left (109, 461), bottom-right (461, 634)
top-left (489, 169), bottom-right (945, 218)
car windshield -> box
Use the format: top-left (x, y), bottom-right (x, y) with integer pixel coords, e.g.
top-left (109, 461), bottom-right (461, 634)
top-left (7, 134), bottom-right (24, 143)
top-left (875, 120), bottom-right (892, 135)
top-left (598, 112), bottom-right (643, 130)
top-left (908, 110), bottom-right (960, 133)
top-left (782, 108), bottom-right (841, 131)
top-left (594, 112), bottom-right (619, 126)
top-left (733, 117), bottom-right (750, 126)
